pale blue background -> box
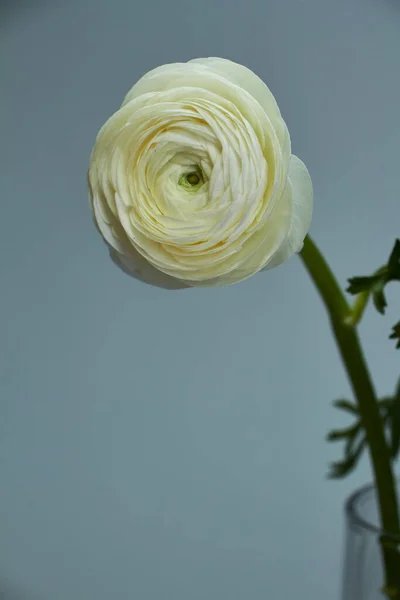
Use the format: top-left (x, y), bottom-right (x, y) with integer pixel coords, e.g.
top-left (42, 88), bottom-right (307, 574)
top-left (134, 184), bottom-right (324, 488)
top-left (1, 0), bottom-right (400, 598)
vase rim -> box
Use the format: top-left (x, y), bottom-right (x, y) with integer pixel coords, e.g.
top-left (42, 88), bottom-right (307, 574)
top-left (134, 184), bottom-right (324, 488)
top-left (345, 480), bottom-right (400, 540)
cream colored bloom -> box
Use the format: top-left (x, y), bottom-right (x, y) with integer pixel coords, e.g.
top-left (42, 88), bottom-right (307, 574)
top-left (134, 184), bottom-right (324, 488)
top-left (88, 57), bottom-right (313, 288)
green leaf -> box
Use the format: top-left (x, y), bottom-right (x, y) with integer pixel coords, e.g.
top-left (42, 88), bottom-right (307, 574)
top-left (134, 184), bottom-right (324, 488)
top-left (327, 422), bottom-right (361, 442)
top-left (390, 380), bottom-right (400, 459)
top-left (328, 399), bottom-right (365, 477)
top-left (347, 239), bottom-right (400, 318)
top-left (378, 384), bottom-right (400, 459)
top-left (345, 427), bottom-right (364, 458)
top-left (347, 273), bottom-right (388, 314)
top-left (372, 280), bottom-right (387, 314)
top-left (387, 239), bottom-right (400, 278)
top-left (332, 399), bottom-right (359, 415)
top-left (347, 274), bottom-right (382, 295)
top-left (328, 437), bottom-right (366, 479)
top-left (327, 398), bottom-right (365, 478)
top-left (389, 321), bottom-right (400, 349)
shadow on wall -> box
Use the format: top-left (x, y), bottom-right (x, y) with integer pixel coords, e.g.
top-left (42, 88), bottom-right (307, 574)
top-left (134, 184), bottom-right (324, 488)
top-left (0, 0), bottom-right (55, 28)
top-left (0, 580), bottom-right (40, 600)
top-left (384, 0), bottom-right (400, 12)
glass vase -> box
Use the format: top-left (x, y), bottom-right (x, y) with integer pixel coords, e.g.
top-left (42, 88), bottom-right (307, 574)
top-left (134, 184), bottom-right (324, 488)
top-left (343, 481), bottom-right (400, 600)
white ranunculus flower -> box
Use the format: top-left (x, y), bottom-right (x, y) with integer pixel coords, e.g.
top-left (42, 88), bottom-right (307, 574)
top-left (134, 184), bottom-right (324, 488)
top-left (88, 57), bottom-right (313, 289)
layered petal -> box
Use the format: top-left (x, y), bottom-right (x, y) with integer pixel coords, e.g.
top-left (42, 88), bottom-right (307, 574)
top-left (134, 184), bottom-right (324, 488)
top-left (189, 58), bottom-right (288, 147)
top-left (109, 248), bottom-right (189, 289)
top-left (263, 155), bottom-right (313, 270)
top-left (88, 58), bottom-right (313, 288)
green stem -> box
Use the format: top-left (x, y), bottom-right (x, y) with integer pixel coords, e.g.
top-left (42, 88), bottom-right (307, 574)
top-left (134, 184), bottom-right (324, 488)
top-left (345, 291), bottom-right (370, 326)
top-left (299, 235), bottom-right (400, 593)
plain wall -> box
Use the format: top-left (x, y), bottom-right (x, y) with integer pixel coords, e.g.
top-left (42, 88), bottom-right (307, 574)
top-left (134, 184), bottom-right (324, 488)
top-left (1, 0), bottom-right (399, 598)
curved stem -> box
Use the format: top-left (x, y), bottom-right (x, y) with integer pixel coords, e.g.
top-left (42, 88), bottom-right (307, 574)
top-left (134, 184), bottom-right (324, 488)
top-left (345, 291), bottom-right (370, 327)
top-left (299, 235), bottom-right (400, 594)
top-left (300, 236), bottom-right (351, 320)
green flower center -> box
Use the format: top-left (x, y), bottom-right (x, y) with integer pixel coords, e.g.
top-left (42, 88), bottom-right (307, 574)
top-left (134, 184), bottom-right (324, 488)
top-left (178, 168), bottom-right (204, 192)
top-left (187, 172), bottom-right (200, 186)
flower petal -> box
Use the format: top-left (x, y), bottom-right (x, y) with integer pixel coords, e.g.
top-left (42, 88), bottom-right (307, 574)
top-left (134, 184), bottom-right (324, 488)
top-left (189, 58), bottom-right (287, 147)
top-left (109, 248), bottom-right (189, 290)
top-left (89, 58), bottom-right (312, 289)
top-left (263, 154), bottom-right (313, 270)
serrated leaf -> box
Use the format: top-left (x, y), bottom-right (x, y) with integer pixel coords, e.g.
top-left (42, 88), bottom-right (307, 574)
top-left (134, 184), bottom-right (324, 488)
top-left (372, 281), bottom-right (387, 314)
top-left (346, 274), bottom-right (382, 295)
top-left (389, 321), bottom-right (400, 349)
top-left (327, 422), bottom-right (361, 442)
top-left (388, 239), bottom-right (400, 278)
top-left (328, 399), bottom-right (364, 478)
top-left (328, 437), bottom-right (365, 479)
top-left (378, 384), bottom-right (400, 459)
top-left (332, 399), bottom-right (359, 415)
top-left (390, 380), bottom-right (400, 459)
top-left (347, 239), bottom-right (400, 319)
top-left (345, 428), bottom-right (364, 459)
